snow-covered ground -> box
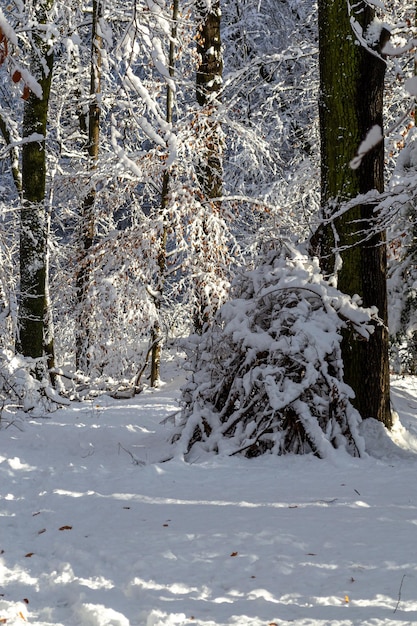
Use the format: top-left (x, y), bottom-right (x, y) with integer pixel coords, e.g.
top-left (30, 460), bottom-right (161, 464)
top-left (2, 363), bottom-right (417, 626)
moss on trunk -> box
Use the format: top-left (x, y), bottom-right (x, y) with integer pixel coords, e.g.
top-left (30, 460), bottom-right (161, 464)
top-left (318, 0), bottom-right (391, 427)
top-left (18, 1), bottom-right (53, 370)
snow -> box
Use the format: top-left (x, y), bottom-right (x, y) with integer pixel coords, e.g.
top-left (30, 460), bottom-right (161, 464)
top-left (350, 125), bottom-right (383, 170)
top-left (404, 76), bottom-right (417, 97)
top-left (2, 364), bottom-right (417, 625)
top-left (364, 0), bottom-right (386, 10)
top-left (0, 8), bottom-right (18, 45)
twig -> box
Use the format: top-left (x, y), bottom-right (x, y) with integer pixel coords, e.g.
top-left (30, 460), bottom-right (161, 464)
top-left (132, 339), bottom-right (160, 388)
top-left (110, 340), bottom-right (160, 399)
top-left (394, 574), bottom-right (406, 613)
top-left (118, 443), bottom-right (145, 466)
top-left (160, 409), bottom-right (181, 425)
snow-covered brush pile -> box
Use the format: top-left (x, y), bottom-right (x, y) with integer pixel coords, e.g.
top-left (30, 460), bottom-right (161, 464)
top-left (0, 350), bottom-right (68, 420)
top-left (176, 247), bottom-right (380, 459)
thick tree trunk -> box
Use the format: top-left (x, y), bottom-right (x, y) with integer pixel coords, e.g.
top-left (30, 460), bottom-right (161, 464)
top-left (76, 0), bottom-right (102, 372)
top-left (318, 0), bottom-right (391, 427)
top-left (18, 0), bottom-right (54, 378)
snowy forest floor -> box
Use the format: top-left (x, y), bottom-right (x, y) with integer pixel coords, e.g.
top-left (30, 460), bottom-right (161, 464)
top-left (2, 357), bottom-right (417, 625)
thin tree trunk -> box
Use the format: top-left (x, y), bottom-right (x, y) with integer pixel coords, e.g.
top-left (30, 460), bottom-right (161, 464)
top-left (76, 0), bottom-right (102, 372)
top-left (0, 115), bottom-right (22, 195)
top-left (195, 0), bottom-right (223, 200)
top-left (317, 0), bottom-right (391, 427)
top-left (150, 0), bottom-right (179, 386)
top-left (193, 0), bottom-right (223, 334)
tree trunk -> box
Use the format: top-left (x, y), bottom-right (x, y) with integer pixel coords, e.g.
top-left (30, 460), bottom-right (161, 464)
top-left (196, 0), bottom-right (223, 200)
top-left (76, 0), bottom-right (102, 372)
top-left (18, 0), bottom-right (54, 379)
top-left (149, 0), bottom-right (179, 386)
top-left (193, 0), bottom-right (223, 334)
top-left (318, 0), bottom-right (391, 427)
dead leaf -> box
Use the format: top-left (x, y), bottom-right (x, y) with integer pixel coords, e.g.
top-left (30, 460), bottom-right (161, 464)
top-left (37, 528), bottom-right (46, 535)
top-left (288, 505), bottom-right (298, 509)
top-left (25, 553), bottom-right (34, 558)
top-left (59, 525), bottom-right (72, 531)
top-left (163, 523), bottom-right (169, 527)
top-left (21, 85), bottom-right (30, 101)
top-left (306, 553), bottom-right (316, 556)
top-left (12, 70), bottom-right (21, 83)
top-left (32, 512), bottom-right (41, 516)
top-left (230, 551), bottom-right (238, 557)
top-left (0, 618), bottom-right (7, 624)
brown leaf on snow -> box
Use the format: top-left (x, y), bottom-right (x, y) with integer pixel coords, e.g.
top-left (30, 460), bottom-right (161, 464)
top-left (37, 528), bottom-right (46, 535)
top-left (59, 525), bottom-right (72, 531)
top-left (230, 552), bottom-right (238, 557)
top-left (25, 553), bottom-right (34, 558)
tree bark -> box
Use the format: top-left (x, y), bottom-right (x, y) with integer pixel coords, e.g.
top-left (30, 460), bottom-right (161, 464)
top-left (195, 0), bottom-right (223, 200)
top-left (318, 0), bottom-right (391, 427)
top-left (193, 0), bottom-right (224, 334)
top-left (76, 0), bottom-right (102, 372)
top-left (18, 0), bottom-right (54, 379)
top-left (149, 0), bottom-right (179, 386)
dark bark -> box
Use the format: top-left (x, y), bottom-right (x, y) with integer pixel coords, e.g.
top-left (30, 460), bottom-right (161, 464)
top-left (76, 0), bottom-right (102, 372)
top-left (193, 0), bottom-right (223, 334)
top-left (150, 0), bottom-right (179, 386)
top-left (18, 0), bottom-right (54, 378)
top-left (195, 0), bottom-right (223, 201)
top-left (318, 0), bottom-right (391, 427)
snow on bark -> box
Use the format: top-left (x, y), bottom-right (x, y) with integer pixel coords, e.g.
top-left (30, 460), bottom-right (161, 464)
top-left (350, 124), bottom-right (383, 170)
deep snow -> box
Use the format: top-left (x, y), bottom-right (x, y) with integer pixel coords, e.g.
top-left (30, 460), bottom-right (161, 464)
top-left (2, 363), bottom-right (417, 625)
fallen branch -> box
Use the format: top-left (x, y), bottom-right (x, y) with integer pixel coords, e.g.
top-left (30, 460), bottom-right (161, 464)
top-left (394, 574), bottom-right (406, 613)
top-left (118, 443), bottom-right (145, 466)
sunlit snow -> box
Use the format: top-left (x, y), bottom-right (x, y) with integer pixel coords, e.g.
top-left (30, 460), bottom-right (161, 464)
top-left (1, 365), bottom-right (417, 625)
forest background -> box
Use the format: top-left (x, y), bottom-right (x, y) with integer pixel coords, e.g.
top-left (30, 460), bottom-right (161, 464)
top-left (0, 0), bottom-right (416, 437)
